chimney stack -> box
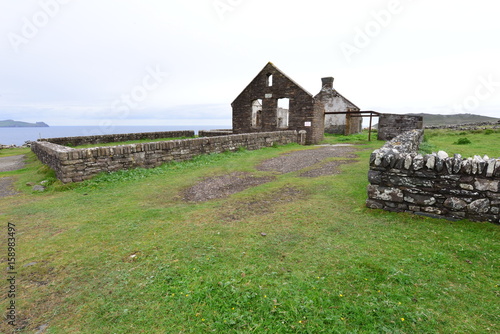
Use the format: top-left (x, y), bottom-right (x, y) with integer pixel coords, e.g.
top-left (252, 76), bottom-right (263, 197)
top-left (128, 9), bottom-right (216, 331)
top-left (321, 77), bottom-right (334, 89)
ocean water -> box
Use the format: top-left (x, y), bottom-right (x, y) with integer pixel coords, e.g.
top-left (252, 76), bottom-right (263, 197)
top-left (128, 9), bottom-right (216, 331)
top-left (0, 125), bottom-right (229, 146)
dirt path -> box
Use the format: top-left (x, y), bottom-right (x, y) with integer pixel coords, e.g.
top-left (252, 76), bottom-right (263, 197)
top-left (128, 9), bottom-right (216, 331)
top-left (182, 144), bottom-right (360, 202)
top-left (0, 154), bottom-right (25, 172)
top-left (0, 177), bottom-right (19, 198)
top-left (256, 144), bottom-right (358, 174)
top-left (0, 155), bottom-right (25, 198)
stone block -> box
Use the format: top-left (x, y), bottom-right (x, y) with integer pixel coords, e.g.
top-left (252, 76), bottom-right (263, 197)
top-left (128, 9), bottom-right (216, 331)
top-left (367, 185), bottom-right (404, 203)
top-left (366, 200), bottom-right (384, 209)
top-left (413, 154), bottom-right (424, 170)
top-left (443, 197), bottom-right (467, 211)
top-left (474, 179), bottom-right (499, 192)
top-left (468, 199), bottom-right (490, 214)
top-left (368, 170), bottom-right (382, 184)
top-left (404, 194), bottom-right (436, 206)
top-left (425, 154), bottom-right (436, 169)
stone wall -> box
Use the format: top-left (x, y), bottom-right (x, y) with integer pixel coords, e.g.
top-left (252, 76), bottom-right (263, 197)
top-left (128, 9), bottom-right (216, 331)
top-left (377, 114), bottom-right (423, 141)
top-left (40, 130), bottom-right (194, 147)
top-left (366, 129), bottom-right (500, 224)
top-left (425, 121), bottom-right (500, 130)
top-left (198, 130), bottom-right (233, 137)
top-left (32, 131), bottom-right (299, 183)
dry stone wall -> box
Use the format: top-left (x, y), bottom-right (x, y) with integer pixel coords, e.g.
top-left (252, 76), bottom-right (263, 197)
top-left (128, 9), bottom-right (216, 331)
top-left (40, 130), bottom-right (194, 147)
top-left (198, 130), bottom-right (233, 137)
top-left (367, 129), bottom-right (500, 224)
top-left (32, 131), bottom-right (298, 183)
top-left (377, 114), bottom-right (423, 141)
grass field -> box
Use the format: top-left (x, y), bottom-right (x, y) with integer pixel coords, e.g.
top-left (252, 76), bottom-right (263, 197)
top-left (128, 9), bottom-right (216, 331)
top-left (421, 128), bottom-right (500, 158)
top-left (0, 131), bottom-right (499, 333)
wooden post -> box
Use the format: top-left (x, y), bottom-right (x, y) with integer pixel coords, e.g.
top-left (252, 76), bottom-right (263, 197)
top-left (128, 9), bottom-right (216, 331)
top-left (368, 112), bottom-right (373, 141)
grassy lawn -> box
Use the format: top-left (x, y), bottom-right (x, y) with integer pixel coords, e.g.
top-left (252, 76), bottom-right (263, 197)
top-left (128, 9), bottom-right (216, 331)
top-left (0, 147), bottom-right (30, 158)
top-left (421, 128), bottom-right (500, 158)
top-left (0, 131), bottom-right (498, 333)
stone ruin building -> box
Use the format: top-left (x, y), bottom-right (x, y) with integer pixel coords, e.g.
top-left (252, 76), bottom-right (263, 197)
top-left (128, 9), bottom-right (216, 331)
top-left (315, 77), bottom-right (362, 135)
top-left (232, 62), bottom-right (362, 144)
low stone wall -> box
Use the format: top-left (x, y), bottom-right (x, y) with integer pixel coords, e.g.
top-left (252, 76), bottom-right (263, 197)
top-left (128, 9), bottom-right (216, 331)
top-left (377, 114), bottom-right (423, 141)
top-left (425, 121), bottom-right (500, 130)
top-left (40, 130), bottom-right (195, 147)
top-left (198, 130), bottom-right (233, 137)
top-left (32, 131), bottom-right (298, 183)
top-left (366, 129), bottom-right (500, 223)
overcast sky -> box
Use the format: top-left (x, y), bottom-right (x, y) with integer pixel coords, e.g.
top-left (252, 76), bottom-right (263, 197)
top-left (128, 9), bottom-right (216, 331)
top-left (1, 0), bottom-right (499, 126)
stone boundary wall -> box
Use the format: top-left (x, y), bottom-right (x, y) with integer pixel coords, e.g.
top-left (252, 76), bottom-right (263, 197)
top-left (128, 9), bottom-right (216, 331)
top-left (425, 121), bottom-right (500, 130)
top-left (377, 114), bottom-right (423, 141)
top-left (198, 130), bottom-right (233, 137)
top-left (40, 130), bottom-right (195, 147)
top-left (32, 131), bottom-right (298, 183)
top-left (366, 129), bottom-right (500, 224)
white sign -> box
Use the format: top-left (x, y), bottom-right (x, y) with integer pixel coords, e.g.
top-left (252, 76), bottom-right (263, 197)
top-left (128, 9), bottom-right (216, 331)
top-left (265, 94), bottom-right (273, 98)
top-left (304, 122), bottom-right (311, 127)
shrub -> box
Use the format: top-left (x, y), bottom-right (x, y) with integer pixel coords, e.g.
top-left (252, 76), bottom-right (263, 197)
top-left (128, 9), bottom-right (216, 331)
top-left (454, 137), bottom-right (471, 145)
top-left (484, 129), bottom-right (494, 135)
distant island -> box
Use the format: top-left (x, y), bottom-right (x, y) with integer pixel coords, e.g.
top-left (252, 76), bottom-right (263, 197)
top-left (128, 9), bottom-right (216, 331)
top-left (0, 119), bottom-right (49, 127)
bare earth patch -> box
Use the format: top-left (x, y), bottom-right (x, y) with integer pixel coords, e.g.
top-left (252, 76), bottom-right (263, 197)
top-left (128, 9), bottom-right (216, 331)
top-left (0, 154), bottom-right (26, 172)
top-left (256, 145), bottom-right (359, 174)
top-left (219, 186), bottom-right (305, 222)
top-left (0, 177), bottom-right (19, 198)
top-left (182, 145), bottom-right (361, 203)
top-left (182, 172), bottom-right (275, 202)
top-left (299, 159), bottom-right (358, 178)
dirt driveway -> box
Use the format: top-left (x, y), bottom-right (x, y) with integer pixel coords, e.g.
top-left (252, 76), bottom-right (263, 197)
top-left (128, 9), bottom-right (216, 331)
top-left (0, 155), bottom-right (25, 172)
top-left (183, 144), bottom-right (360, 202)
top-left (0, 154), bottom-right (26, 198)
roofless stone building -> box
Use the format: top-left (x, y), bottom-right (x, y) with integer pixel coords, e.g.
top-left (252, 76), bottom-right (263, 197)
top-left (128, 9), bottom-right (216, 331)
top-left (231, 62), bottom-right (361, 145)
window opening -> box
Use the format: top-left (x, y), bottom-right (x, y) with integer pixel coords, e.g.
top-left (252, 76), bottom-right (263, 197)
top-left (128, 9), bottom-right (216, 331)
top-left (277, 98), bottom-right (289, 128)
top-left (266, 73), bottom-right (273, 87)
top-left (251, 99), bottom-right (263, 128)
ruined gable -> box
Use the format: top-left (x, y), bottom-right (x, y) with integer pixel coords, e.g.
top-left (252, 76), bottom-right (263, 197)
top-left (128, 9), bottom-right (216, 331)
top-left (232, 62), bottom-right (324, 145)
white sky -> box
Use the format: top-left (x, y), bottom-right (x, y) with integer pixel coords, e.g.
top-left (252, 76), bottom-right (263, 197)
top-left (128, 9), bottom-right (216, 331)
top-left (0, 0), bottom-right (499, 126)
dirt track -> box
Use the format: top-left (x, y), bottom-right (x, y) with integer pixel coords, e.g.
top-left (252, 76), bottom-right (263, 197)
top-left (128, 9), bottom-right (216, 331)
top-left (0, 155), bottom-right (25, 198)
top-left (183, 145), bottom-right (359, 202)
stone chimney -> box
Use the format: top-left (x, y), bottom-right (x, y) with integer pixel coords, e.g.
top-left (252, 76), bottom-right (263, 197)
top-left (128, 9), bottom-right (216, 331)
top-left (321, 77), bottom-right (334, 90)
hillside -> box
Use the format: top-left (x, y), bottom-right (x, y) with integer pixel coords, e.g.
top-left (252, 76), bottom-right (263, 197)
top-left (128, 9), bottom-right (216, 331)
top-left (407, 113), bottom-right (499, 126)
top-left (0, 119), bottom-right (49, 127)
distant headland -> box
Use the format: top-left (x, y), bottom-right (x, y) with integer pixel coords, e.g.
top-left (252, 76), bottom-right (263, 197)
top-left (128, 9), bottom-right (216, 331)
top-left (0, 120), bottom-right (49, 127)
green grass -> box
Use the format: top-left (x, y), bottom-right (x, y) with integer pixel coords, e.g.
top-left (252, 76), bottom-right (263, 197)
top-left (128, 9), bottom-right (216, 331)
top-left (0, 147), bottom-right (30, 158)
top-left (0, 133), bottom-right (498, 333)
top-left (323, 131), bottom-right (380, 145)
top-left (69, 136), bottom-right (194, 148)
top-left (422, 128), bottom-right (500, 157)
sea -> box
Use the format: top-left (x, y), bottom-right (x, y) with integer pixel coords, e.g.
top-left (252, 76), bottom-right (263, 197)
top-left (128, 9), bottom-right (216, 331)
top-left (0, 125), bottom-right (229, 146)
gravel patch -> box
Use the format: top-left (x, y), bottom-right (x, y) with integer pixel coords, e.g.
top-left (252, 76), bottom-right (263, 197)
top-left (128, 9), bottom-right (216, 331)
top-left (0, 154), bottom-right (26, 172)
top-left (299, 159), bottom-right (358, 178)
top-left (219, 186), bottom-right (305, 222)
top-left (182, 172), bottom-right (275, 202)
top-left (0, 177), bottom-right (20, 198)
top-left (256, 145), bottom-right (359, 174)
top-left (182, 145), bottom-right (361, 203)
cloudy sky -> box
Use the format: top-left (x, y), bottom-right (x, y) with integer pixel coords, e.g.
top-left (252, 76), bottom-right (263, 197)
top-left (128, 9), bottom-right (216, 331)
top-left (0, 0), bottom-right (499, 126)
